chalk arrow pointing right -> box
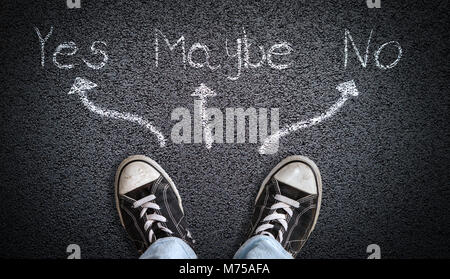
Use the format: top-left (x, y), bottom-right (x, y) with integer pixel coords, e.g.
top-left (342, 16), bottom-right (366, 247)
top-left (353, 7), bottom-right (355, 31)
top-left (259, 80), bottom-right (360, 154)
top-left (69, 77), bottom-right (166, 147)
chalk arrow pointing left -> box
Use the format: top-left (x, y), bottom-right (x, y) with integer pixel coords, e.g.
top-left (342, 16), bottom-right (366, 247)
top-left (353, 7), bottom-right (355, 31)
top-left (68, 77), bottom-right (166, 147)
top-left (259, 80), bottom-right (360, 154)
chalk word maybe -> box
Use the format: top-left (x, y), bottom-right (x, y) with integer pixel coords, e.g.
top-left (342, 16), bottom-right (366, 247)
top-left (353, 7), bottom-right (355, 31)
top-left (155, 28), bottom-right (293, 81)
top-left (34, 26), bottom-right (108, 70)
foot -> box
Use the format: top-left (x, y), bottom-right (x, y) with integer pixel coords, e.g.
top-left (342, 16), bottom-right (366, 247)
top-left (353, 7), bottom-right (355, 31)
top-left (247, 155), bottom-right (322, 257)
top-left (114, 155), bottom-right (194, 254)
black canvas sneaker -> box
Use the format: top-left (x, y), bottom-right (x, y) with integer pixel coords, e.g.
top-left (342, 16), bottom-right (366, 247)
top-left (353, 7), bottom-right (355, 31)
top-left (114, 155), bottom-right (194, 255)
top-left (247, 155), bottom-right (322, 257)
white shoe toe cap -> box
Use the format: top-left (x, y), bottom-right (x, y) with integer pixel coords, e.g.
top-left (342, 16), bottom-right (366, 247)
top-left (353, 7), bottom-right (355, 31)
top-left (274, 162), bottom-right (318, 195)
top-left (119, 161), bottom-right (161, 195)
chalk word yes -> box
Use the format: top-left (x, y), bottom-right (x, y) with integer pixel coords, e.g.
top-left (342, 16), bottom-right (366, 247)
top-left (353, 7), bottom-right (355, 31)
top-left (34, 26), bottom-right (108, 70)
top-left (67, 0), bottom-right (81, 9)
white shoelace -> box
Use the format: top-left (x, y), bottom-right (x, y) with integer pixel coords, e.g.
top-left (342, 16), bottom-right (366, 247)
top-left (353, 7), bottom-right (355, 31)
top-left (255, 194), bottom-right (300, 243)
top-left (133, 194), bottom-right (173, 242)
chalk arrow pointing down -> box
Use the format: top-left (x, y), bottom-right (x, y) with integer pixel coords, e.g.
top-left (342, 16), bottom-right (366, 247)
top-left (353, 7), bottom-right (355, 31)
top-left (259, 80), bottom-right (360, 154)
top-left (191, 83), bottom-right (217, 149)
top-left (68, 77), bottom-right (166, 147)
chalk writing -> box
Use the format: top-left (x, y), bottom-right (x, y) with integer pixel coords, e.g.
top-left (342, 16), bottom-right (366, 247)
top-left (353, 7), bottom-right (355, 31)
top-left (34, 26), bottom-right (108, 70)
top-left (344, 29), bottom-right (402, 70)
top-left (155, 28), bottom-right (293, 80)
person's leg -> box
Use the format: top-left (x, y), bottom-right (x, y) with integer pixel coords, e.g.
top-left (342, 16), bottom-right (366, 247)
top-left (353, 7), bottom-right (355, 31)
top-left (140, 237), bottom-right (197, 259)
top-left (233, 235), bottom-right (293, 259)
top-left (236, 155), bottom-right (322, 259)
top-left (115, 155), bottom-right (196, 259)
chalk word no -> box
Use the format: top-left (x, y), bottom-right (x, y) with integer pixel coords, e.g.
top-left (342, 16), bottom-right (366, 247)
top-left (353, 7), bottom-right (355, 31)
top-left (155, 28), bottom-right (293, 81)
top-left (344, 29), bottom-right (402, 70)
top-left (171, 106), bottom-right (280, 154)
top-left (34, 26), bottom-right (108, 70)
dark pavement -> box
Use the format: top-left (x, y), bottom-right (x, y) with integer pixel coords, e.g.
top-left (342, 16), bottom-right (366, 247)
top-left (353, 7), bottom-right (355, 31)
top-left (0, 0), bottom-right (449, 258)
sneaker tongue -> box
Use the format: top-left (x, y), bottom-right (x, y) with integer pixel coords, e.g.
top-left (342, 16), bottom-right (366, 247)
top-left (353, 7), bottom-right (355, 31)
top-left (278, 181), bottom-right (310, 200)
top-left (266, 223), bottom-right (284, 239)
top-left (126, 184), bottom-right (173, 241)
top-left (153, 227), bottom-right (172, 240)
top-left (124, 182), bottom-right (153, 200)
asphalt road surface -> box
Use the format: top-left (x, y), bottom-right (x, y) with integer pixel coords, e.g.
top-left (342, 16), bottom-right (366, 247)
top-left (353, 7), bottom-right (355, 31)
top-left (0, 0), bottom-right (449, 258)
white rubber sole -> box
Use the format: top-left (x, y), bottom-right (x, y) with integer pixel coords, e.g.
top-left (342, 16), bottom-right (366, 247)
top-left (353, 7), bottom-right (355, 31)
top-left (255, 155), bottom-right (322, 235)
top-left (114, 155), bottom-right (184, 230)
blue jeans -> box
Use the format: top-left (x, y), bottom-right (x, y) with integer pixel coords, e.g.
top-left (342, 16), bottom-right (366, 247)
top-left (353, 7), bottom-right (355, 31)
top-left (139, 235), bottom-right (293, 259)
